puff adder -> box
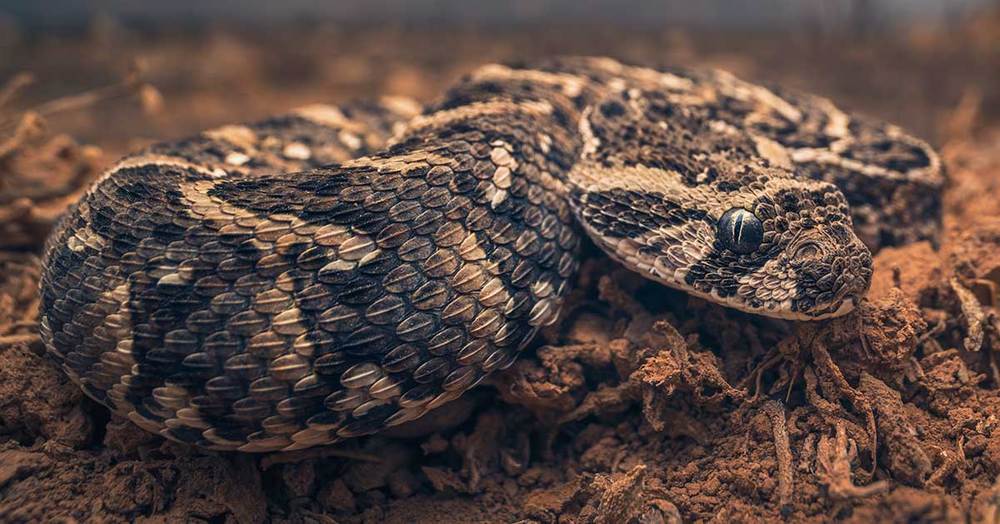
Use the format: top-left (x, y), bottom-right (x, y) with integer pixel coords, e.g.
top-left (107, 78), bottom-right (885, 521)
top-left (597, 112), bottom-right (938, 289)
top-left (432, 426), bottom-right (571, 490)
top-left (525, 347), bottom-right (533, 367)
top-left (39, 57), bottom-right (944, 452)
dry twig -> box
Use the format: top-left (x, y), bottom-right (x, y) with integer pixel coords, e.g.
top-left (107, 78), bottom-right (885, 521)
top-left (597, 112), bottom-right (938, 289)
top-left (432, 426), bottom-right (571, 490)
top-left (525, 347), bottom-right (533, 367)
top-left (763, 400), bottom-right (794, 509)
top-left (0, 73), bottom-right (34, 110)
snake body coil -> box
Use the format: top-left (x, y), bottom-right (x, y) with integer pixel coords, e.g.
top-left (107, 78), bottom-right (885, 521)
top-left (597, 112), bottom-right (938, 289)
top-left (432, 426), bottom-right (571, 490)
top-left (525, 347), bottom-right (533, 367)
top-left (39, 58), bottom-right (943, 451)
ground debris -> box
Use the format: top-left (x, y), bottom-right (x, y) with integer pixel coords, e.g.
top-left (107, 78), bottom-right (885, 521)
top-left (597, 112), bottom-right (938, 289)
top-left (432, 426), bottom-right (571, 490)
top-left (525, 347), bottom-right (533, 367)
top-left (577, 465), bottom-right (681, 524)
top-left (845, 487), bottom-right (964, 524)
top-left (951, 277), bottom-right (987, 352)
top-left (0, 340), bottom-right (90, 448)
top-left (0, 64), bottom-right (160, 250)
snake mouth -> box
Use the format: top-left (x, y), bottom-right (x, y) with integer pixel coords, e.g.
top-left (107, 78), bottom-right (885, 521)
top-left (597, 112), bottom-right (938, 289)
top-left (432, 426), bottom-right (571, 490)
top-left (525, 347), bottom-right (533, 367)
top-left (629, 252), bottom-right (863, 321)
top-left (738, 296), bottom-right (857, 321)
top-left (646, 276), bottom-right (860, 321)
top-left (797, 296), bottom-right (857, 320)
top-left (717, 296), bottom-right (856, 321)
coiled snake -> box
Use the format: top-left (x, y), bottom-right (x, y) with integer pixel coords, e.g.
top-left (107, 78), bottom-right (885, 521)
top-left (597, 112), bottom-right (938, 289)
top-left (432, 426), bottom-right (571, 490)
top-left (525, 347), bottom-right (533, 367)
top-left (39, 57), bottom-right (944, 452)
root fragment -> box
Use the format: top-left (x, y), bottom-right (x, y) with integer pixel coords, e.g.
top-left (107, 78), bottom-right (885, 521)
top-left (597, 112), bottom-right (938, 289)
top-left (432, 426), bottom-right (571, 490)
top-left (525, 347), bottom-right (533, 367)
top-left (0, 333), bottom-right (41, 352)
top-left (762, 400), bottom-right (794, 509)
top-left (810, 338), bottom-right (878, 479)
top-left (816, 422), bottom-right (889, 501)
top-left (802, 368), bottom-right (870, 462)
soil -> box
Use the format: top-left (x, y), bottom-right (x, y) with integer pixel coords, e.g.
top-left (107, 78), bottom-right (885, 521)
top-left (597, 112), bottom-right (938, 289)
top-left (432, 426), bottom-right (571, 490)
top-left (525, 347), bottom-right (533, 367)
top-left (1, 13), bottom-right (999, 523)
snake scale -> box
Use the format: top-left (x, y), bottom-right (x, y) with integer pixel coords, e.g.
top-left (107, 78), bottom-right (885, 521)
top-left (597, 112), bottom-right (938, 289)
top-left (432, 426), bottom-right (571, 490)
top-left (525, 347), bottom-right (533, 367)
top-left (39, 57), bottom-right (944, 452)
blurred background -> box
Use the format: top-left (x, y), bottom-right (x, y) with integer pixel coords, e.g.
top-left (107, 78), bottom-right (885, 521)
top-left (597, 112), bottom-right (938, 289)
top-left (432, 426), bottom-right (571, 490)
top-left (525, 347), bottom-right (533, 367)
top-left (4, 0), bottom-right (996, 30)
top-left (0, 0), bottom-right (996, 161)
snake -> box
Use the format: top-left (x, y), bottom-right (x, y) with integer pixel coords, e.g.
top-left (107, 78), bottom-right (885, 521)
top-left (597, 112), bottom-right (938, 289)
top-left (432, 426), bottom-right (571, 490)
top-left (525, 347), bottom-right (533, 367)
top-left (38, 57), bottom-right (944, 452)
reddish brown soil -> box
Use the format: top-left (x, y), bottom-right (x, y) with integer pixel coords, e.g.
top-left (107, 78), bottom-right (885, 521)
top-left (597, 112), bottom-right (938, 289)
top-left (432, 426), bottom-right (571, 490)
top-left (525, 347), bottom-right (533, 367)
top-left (1, 13), bottom-right (999, 523)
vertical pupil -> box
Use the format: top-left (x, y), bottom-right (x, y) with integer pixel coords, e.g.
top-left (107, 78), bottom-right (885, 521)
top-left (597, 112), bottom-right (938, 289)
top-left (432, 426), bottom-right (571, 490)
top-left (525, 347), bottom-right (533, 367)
top-left (731, 212), bottom-right (744, 244)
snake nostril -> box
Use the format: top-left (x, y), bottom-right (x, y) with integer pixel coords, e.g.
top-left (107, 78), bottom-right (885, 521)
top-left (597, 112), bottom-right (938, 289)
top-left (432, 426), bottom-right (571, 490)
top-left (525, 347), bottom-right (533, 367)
top-left (794, 242), bottom-right (822, 259)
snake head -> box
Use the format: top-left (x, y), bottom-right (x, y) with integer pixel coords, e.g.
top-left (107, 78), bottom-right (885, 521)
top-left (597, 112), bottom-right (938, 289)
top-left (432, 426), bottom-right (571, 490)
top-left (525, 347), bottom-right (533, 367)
top-left (569, 83), bottom-right (874, 320)
top-left (571, 167), bottom-right (873, 320)
top-left (711, 178), bottom-right (874, 319)
top-left (573, 172), bottom-right (872, 320)
top-left (647, 174), bottom-right (873, 320)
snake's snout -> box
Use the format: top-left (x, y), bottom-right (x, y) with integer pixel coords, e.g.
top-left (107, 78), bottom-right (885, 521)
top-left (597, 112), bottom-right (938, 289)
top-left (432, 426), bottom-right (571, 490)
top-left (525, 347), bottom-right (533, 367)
top-left (788, 226), bottom-right (873, 320)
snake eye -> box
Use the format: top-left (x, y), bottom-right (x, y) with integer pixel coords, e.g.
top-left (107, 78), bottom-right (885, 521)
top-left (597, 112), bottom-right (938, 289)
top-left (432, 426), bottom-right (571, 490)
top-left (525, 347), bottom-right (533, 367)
top-left (718, 208), bottom-right (763, 254)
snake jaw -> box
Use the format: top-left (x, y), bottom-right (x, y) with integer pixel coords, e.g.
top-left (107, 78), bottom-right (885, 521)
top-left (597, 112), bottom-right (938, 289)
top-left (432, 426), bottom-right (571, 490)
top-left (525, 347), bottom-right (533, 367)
top-left (757, 296), bottom-right (858, 321)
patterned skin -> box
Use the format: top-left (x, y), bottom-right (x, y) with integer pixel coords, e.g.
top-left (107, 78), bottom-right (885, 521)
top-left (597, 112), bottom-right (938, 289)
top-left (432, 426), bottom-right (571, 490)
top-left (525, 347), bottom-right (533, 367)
top-left (38, 58), bottom-right (943, 451)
